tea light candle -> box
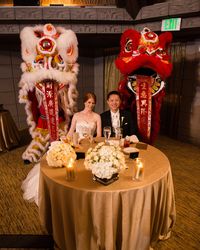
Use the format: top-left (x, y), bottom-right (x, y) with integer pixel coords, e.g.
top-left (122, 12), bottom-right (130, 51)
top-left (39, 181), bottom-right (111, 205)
top-left (66, 158), bottom-right (76, 181)
top-left (134, 158), bottom-right (144, 181)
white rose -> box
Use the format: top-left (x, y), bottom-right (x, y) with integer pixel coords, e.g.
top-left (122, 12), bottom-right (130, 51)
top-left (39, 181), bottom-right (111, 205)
top-left (94, 156), bottom-right (99, 161)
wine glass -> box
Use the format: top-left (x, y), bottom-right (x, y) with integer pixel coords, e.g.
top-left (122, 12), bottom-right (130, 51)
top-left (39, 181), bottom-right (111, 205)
top-left (103, 126), bottom-right (111, 144)
top-left (81, 127), bottom-right (93, 145)
top-left (82, 127), bottom-right (90, 138)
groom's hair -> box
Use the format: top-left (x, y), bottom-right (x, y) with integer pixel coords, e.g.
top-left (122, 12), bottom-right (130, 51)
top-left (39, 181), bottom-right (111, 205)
top-left (107, 90), bottom-right (121, 100)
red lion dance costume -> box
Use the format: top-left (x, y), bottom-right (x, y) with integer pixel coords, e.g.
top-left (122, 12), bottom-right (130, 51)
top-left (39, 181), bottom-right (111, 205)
top-left (115, 27), bottom-right (172, 144)
top-left (19, 24), bottom-right (78, 163)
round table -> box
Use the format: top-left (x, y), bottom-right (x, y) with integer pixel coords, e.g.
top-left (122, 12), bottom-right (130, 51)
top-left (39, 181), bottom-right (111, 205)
top-left (38, 143), bottom-right (176, 250)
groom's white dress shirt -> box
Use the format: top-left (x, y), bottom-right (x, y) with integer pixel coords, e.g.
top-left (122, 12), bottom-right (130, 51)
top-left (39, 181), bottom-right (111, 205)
top-left (111, 110), bottom-right (120, 130)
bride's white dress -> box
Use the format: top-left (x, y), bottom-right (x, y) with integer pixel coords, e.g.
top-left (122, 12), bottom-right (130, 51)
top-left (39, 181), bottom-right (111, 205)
top-left (21, 163), bottom-right (40, 205)
top-left (21, 120), bottom-right (97, 205)
top-left (75, 120), bottom-right (96, 140)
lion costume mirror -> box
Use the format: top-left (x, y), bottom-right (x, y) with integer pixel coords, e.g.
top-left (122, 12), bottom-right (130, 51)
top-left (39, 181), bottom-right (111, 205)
top-left (19, 24), bottom-right (79, 163)
top-left (115, 27), bottom-right (173, 144)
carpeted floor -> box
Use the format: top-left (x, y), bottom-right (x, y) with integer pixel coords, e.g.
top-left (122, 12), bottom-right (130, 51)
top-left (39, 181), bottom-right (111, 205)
top-left (154, 136), bottom-right (200, 250)
top-left (0, 134), bottom-right (200, 249)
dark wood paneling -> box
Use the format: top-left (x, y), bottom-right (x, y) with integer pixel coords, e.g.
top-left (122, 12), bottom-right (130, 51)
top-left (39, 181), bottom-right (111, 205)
top-left (140, 3), bottom-right (169, 20)
top-left (0, 7), bottom-right (14, 19)
top-left (182, 79), bottom-right (196, 95)
top-left (43, 7), bottom-right (70, 19)
top-left (182, 17), bottom-right (200, 29)
top-left (169, 0), bottom-right (200, 15)
top-left (97, 24), bottom-right (121, 33)
top-left (15, 7), bottom-right (43, 20)
top-left (134, 21), bottom-right (161, 32)
top-left (97, 7), bottom-right (123, 20)
top-left (70, 8), bottom-right (97, 20)
top-left (122, 8), bottom-right (132, 21)
top-left (71, 24), bottom-right (96, 33)
top-left (121, 25), bottom-right (134, 32)
top-left (0, 24), bottom-right (19, 34)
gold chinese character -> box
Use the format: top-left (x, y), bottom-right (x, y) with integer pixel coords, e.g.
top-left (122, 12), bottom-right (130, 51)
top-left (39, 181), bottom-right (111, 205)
top-left (141, 91), bottom-right (147, 98)
top-left (141, 99), bottom-right (147, 107)
top-left (141, 108), bottom-right (147, 115)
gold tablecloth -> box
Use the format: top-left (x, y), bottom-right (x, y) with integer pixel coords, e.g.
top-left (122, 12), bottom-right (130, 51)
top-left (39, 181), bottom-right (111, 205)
top-left (39, 144), bottom-right (176, 250)
top-left (0, 110), bottom-right (20, 152)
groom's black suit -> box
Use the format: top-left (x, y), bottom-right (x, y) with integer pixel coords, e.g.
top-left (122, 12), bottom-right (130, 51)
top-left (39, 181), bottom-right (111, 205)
top-left (101, 110), bottom-right (136, 138)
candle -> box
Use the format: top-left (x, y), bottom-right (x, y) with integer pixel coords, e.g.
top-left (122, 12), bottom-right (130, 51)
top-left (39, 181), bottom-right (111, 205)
top-left (133, 158), bottom-right (144, 181)
top-left (66, 158), bottom-right (76, 181)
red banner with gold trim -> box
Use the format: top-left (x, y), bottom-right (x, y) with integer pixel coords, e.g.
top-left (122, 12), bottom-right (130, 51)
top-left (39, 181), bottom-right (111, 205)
top-left (43, 81), bottom-right (59, 142)
top-left (136, 75), bottom-right (152, 142)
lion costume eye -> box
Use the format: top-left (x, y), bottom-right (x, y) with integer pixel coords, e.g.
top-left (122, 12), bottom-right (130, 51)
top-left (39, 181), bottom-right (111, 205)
top-left (41, 39), bottom-right (52, 50)
top-left (37, 36), bottom-right (56, 55)
top-left (125, 39), bottom-right (132, 53)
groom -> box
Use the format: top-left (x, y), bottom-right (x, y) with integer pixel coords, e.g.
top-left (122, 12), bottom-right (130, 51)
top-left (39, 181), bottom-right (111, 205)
top-left (101, 91), bottom-right (136, 138)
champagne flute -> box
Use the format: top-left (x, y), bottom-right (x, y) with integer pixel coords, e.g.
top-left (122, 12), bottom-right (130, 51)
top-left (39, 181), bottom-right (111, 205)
top-left (115, 127), bottom-right (123, 140)
top-left (103, 126), bottom-right (111, 144)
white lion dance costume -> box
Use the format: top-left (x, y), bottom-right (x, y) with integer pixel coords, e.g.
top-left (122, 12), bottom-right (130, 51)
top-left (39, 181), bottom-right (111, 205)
top-left (19, 24), bottom-right (79, 163)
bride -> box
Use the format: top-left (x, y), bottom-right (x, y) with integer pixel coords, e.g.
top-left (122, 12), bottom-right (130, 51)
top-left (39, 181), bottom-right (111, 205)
top-left (67, 92), bottom-right (101, 139)
top-left (21, 92), bottom-right (101, 205)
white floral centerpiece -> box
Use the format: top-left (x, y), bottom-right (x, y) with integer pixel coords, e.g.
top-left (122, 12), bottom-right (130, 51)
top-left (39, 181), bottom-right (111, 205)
top-left (46, 141), bottom-right (76, 168)
top-left (84, 142), bottom-right (127, 180)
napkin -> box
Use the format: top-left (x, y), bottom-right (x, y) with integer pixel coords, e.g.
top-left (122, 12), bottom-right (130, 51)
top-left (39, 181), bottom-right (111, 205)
top-left (129, 135), bottom-right (139, 143)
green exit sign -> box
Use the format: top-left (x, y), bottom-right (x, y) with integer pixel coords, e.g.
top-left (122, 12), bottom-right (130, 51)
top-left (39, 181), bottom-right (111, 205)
top-left (161, 18), bottom-right (181, 31)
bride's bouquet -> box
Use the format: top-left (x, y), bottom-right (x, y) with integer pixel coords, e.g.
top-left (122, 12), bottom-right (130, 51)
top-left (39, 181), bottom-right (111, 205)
top-left (84, 142), bottom-right (126, 179)
top-left (46, 141), bottom-right (76, 168)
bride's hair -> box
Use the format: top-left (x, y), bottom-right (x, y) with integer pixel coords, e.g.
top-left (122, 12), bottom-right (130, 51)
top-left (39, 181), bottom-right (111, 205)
top-left (83, 92), bottom-right (96, 104)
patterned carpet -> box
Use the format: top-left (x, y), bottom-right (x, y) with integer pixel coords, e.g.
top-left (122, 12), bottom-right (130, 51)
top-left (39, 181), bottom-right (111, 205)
top-left (0, 135), bottom-right (199, 249)
top-left (154, 136), bottom-right (200, 250)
